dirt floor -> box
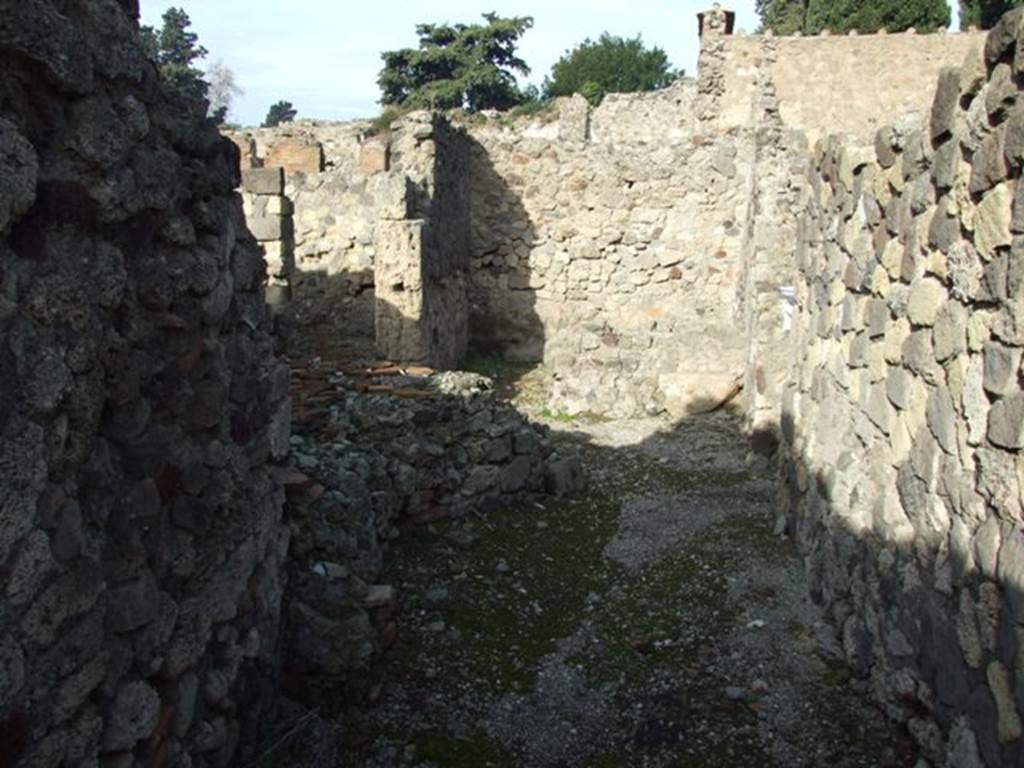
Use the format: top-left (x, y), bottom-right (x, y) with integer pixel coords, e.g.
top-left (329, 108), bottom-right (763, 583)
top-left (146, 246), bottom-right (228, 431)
top-left (262, 351), bottom-right (919, 768)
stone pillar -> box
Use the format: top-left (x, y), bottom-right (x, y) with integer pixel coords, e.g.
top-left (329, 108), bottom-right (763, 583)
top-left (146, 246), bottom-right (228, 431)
top-left (697, 3), bottom-right (735, 39)
top-left (375, 219), bottom-right (428, 362)
top-left (559, 94), bottom-right (591, 143)
top-left (241, 167), bottom-right (294, 309)
top-left (696, 4), bottom-right (736, 121)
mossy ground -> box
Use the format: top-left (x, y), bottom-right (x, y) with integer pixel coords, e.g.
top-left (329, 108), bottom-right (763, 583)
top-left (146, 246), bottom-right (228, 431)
top-left (334, 400), bottom-right (914, 768)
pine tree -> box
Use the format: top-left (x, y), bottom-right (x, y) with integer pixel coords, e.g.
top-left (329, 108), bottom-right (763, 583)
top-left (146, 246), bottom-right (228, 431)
top-left (140, 7), bottom-right (208, 100)
top-left (756, 0), bottom-right (951, 34)
top-left (263, 101), bottom-right (297, 128)
top-left (378, 13), bottom-right (533, 112)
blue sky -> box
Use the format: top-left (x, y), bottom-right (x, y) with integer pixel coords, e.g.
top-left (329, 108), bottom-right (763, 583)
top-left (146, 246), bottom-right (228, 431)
top-left (139, 1), bottom-right (960, 127)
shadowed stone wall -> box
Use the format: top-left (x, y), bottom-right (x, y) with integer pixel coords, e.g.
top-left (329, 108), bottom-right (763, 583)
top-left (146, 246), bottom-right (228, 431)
top-left (779, 13), bottom-right (1024, 765)
top-left (0, 2), bottom-right (290, 765)
top-left (228, 114), bottom-right (470, 368)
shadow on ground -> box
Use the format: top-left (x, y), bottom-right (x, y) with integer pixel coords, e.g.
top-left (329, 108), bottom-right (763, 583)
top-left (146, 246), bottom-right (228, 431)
top-left (253, 348), bottom-right (920, 768)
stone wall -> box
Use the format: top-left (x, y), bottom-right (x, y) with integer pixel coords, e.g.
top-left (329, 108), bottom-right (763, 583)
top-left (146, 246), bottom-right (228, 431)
top-left (710, 29), bottom-right (985, 143)
top-left (466, 107), bottom-right (754, 418)
top-left (0, 2), bottom-right (290, 766)
top-left (240, 166), bottom-right (294, 310)
top-left (778, 14), bottom-right (1024, 765)
top-left (282, 369), bottom-right (581, 700)
top-left (229, 115), bottom-right (470, 369)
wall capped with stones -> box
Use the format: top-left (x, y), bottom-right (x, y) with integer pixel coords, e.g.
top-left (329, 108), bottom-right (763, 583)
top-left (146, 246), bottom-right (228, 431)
top-left (710, 29), bottom-right (985, 144)
top-left (778, 13), bottom-right (1024, 765)
top-left (0, 2), bottom-right (289, 766)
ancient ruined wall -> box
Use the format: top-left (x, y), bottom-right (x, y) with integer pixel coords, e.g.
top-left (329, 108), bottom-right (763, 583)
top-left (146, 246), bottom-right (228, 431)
top-left (283, 369), bottom-right (580, 700)
top-left (466, 100), bottom-right (754, 419)
top-left (0, 2), bottom-right (290, 766)
top-left (380, 114), bottom-right (472, 369)
top-left (778, 17), bottom-right (1024, 765)
top-left (587, 80), bottom-right (700, 145)
top-left (713, 31), bottom-right (985, 143)
top-left (240, 167), bottom-right (295, 310)
top-left (230, 115), bottom-right (470, 368)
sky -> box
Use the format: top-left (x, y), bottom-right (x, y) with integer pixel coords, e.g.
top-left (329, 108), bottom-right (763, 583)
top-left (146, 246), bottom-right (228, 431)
top-left (138, 1), bottom-right (762, 127)
top-left (139, 1), bottom-right (962, 128)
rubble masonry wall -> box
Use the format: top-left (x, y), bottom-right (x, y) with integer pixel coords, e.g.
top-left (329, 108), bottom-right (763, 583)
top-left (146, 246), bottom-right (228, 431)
top-left (0, 1), bottom-right (290, 766)
top-left (779, 15), bottom-right (1024, 765)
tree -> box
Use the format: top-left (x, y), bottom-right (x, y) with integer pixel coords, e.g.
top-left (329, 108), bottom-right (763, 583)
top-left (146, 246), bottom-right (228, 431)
top-left (756, 0), bottom-right (951, 34)
top-left (206, 60), bottom-right (243, 124)
top-left (140, 7), bottom-right (208, 100)
top-left (959, 0), bottom-right (1024, 29)
top-left (263, 101), bottom-right (297, 128)
top-left (543, 33), bottom-right (678, 106)
top-left (378, 13), bottom-right (534, 112)
top-left (755, 0), bottom-right (809, 34)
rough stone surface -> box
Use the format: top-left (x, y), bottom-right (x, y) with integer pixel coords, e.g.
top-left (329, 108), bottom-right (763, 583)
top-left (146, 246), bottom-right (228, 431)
top-left (779, 29), bottom-right (1024, 766)
top-left (0, 4), bottom-right (289, 766)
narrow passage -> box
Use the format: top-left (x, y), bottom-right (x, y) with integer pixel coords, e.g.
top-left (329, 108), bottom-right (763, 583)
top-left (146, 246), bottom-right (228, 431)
top-left (336, 372), bottom-right (915, 768)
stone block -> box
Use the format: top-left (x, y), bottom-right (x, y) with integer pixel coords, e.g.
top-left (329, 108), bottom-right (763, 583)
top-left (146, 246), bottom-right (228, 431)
top-left (976, 184), bottom-right (1014, 261)
top-left (902, 329), bottom-right (939, 382)
top-left (987, 661), bottom-right (1024, 743)
top-left (964, 356), bottom-right (989, 445)
top-left (986, 63), bottom-right (1019, 124)
top-left (907, 277), bottom-right (946, 327)
top-left (931, 67), bottom-right (961, 141)
top-left (359, 139), bottom-right (390, 173)
top-left (1004, 105), bottom-right (1024, 174)
top-left (102, 680), bottom-right (160, 751)
top-left (262, 195), bottom-right (292, 216)
top-left (989, 392), bottom-right (1024, 449)
top-left (887, 366), bottom-right (913, 409)
top-left (984, 8), bottom-right (1024, 67)
top-left (266, 137), bottom-right (323, 174)
top-left (658, 372), bottom-right (742, 417)
top-left (875, 126), bottom-right (898, 169)
top-left (929, 197), bottom-right (960, 254)
top-left (970, 127), bottom-right (1009, 196)
top-left (983, 342), bottom-right (1023, 396)
top-left (247, 215), bottom-right (288, 242)
top-left (241, 167), bottom-right (283, 196)
top-left (866, 386), bottom-right (894, 434)
top-left (501, 455), bottom-right (532, 493)
top-left (933, 300), bottom-right (968, 361)
top-left (927, 385), bottom-right (958, 454)
top-left (933, 138), bottom-right (961, 194)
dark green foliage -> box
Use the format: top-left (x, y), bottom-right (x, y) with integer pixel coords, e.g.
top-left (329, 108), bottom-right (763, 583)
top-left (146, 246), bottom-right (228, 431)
top-left (140, 7), bottom-right (208, 100)
top-left (543, 34), bottom-right (677, 106)
top-left (378, 13), bottom-right (534, 112)
top-left (959, 0), bottom-right (1024, 29)
top-left (756, 0), bottom-right (951, 34)
top-left (263, 101), bottom-right (297, 128)
top-left (755, 0), bottom-right (809, 34)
